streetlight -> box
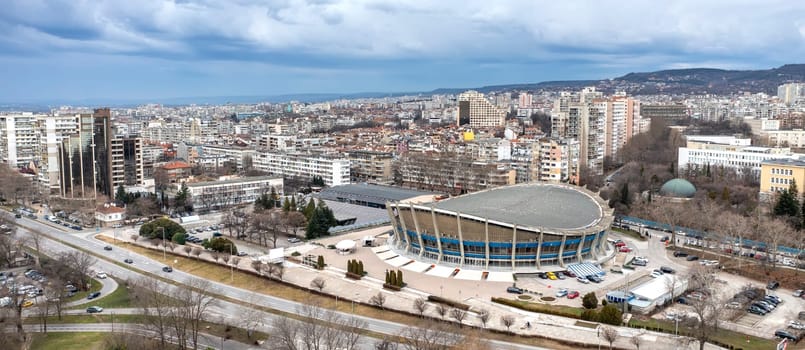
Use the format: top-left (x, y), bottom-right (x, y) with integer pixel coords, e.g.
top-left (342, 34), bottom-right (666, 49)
top-left (352, 292), bottom-right (359, 313)
top-left (229, 243), bottom-right (234, 283)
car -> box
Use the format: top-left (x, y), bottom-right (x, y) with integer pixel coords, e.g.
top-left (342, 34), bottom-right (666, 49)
top-left (212, 232), bottom-right (223, 237)
top-left (650, 271), bottom-right (663, 278)
top-left (87, 292), bottom-right (101, 300)
top-left (162, 266), bottom-right (173, 273)
top-left (614, 241), bottom-right (626, 247)
top-left (564, 270), bottom-right (576, 277)
top-left (537, 273), bottom-right (548, 279)
top-left (586, 275), bottom-right (602, 283)
top-left (576, 276), bottom-right (590, 284)
top-left (767, 281), bottom-right (780, 290)
top-left (673, 251), bottom-right (688, 257)
top-left (103, 246), bottom-right (112, 251)
top-left (676, 297), bottom-right (688, 304)
top-left (556, 272), bottom-right (566, 280)
top-left (287, 237), bottom-right (301, 243)
top-left (686, 255), bottom-right (699, 261)
top-left (112, 223), bottom-right (122, 228)
top-left (660, 266), bottom-right (675, 274)
top-left (632, 259), bottom-right (647, 266)
top-left (546, 272), bottom-right (557, 280)
top-left (764, 295), bottom-right (782, 304)
top-left (14, 214), bottom-right (22, 219)
top-left (22, 300), bottom-right (34, 308)
top-left (86, 306), bottom-right (104, 313)
top-left (794, 290), bottom-right (804, 298)
top-left (506, 286), bottom-right (523, 294)
top-left (725, 301), bottom-right (742, 309)
top-left (747, 306), bottom-right (767, 315)
top-left (789, 320), bottom-right (805, 330)
top-left (96, 272), bottom-right (107, 279)
top-left (752, 302), bottom-right (773, 313)
top-left (237, 251), bottom-right (248, 257)
top-left (555, 288), bottom-right (568, 298)
top-left (619, 247), bottom-right (632, 253)
top-left (567, 291), bottom-right (580, 299)
top-left (124, 258), bottom-right (133, 264)
top-left (775, 330), bottom-right (799, 342)
top-left (660, 236), bottom-right (669, 242)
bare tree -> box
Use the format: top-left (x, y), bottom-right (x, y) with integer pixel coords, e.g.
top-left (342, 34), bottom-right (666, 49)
top-left (130, 234), bottom-right (139, 242)
top-left (600, 326), bottom-right (619, 350)
top-left (239, 295), bottom-right (265, 340)
top-left (283, 211), bottom-right (307, 237)
top-left (174, 279), bottom-right (217, 350)
top-left (0, 233), bottom-right (27, 268)
top-left (369, 291), bottom-right (387, 309)
top-left (500, 315), bottom-right (515, 333)
top-left (191, 247), bottom-right (202, 259)
top-left (221, 254), bottom-right (230, 264)
top-left (57, 251), bottom-right (95, 291)
top-left (476, 309), bottom-right (490, 329)
top-left (230, 256), bottom-right (240, 266)
top-left (449, 308), bottom-right (467, 328)
top-left (630, 334), bottom-right (644, 350)
top-left (435, 304), bottom-right (448, 321)
top-left (28, 230), bottom-right (43, 267)
top-left (183, 245), bottom-right (192, 256)
top-left (684, 265), bottom-right (729, 350)
top-left (375, 337), bottom-right (399, 350)
top-left (272, 302), bottom-right (366, 350)
top-left (251, 260), bottom-right (263, 275)
top-left (132, 277), bottom-right (174, 349)
top-left (210, 251), bottom-right (220, 262)
top-left (399, 321), bottom-right (463, 350)
top-left (413, 298), bottom-right (429, 318)
top-left (310, 276), bottom-right (326, 292)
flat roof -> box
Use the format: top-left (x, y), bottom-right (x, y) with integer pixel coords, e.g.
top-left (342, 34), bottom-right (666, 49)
top-left (432, 183), bottom-right (602, 230)
top-left (320, 184), bottom-right (439, 204)
top-left (186, 175), bottom-right (282, 187)
top-left (762, 158), bottom-right (805, 167)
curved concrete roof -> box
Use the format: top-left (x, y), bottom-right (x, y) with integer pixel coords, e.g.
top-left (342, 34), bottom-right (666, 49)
top-left (660, 178), bottom-right (697, 198)
top-left (431, 183), bottom-right (603, 230)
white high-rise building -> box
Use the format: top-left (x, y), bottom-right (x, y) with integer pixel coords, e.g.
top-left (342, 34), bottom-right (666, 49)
top-left (0, 113), bottom-right (41, 168)
top-left (777, 83), bottom-right (805, 104)
top-left (38, 113), bottom-right (79, 192)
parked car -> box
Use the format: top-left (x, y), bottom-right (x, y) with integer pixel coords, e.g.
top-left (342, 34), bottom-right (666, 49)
top-left (789, 320), bottom-right (805, 330)
top-left (576, 276), bottom-right (589, 284)
top-left (162, 266), bottom-right (173, 273)
top-left (567, 291), bottom-right (580, 299)
top-left (546, 272), bottom-right (557, 280)
top-left (650, 271), bottom-right (663, 278)
top-left (794, 290), bottom-right (804, 298)
top-left (555, 288), bottom-right (568, 298)
top-left (86, 306), bottom-right (104, 313)
top-left (747, 306), bottom-right (767, 315)
top-left (676, 297), bottom-right (688, 305)
top-left (660, 236), bottom-right (669, 242)
top-left (686, 255), bottom-right (699, 261)
top-left (673, 251), bottom-right (688, 257)
top-left (619, 247), bottom-right (632, 253)
top-left (87, 292), bottom-right (101, 300)
top-left (288, 237), bottom-right (302, 243)
top-left (556, 272), bottom-right (566, 280)
top-left (506, 286), bottom-right (523, 294)
top-left (660, 266), bottom-right (675, 274)
top-left (124, 258), bottom-right (133, 264)
top-left (237, 251), bottom-right (248, 257)
top-left (537, 273), bottom-right (548, 279)
top-left (767, 281), bottom-right (780, 290)
top-left (775, 329), bottom-right (799, 342)
top-left (22, 300), bottom-right (34, 308)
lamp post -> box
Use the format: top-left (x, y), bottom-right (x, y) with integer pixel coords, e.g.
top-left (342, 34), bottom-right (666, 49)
top-left (229, 243), bottom-right (234, 282)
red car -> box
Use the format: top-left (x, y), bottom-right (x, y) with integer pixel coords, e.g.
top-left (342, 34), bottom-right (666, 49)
top-left (567, 291), bottom-right (580, 299)
top-left (619, 247), bottom-right (632, 253)
top-left (614, 241), bottom-right (626, 247)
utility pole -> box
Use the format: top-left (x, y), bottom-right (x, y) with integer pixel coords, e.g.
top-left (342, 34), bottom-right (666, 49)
top-left (160, 226), bottom-right (166, 260)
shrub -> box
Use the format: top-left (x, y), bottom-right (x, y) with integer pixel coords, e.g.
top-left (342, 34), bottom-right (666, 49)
top-left (171, 232), bottom-right (187, 245)
top-left (582, 292), bottom-right (598, 309)
top-left (428, 295), bottom-right (471, 311)
top-left (601, 299), bottom-right (608, 306)
top-left (581, 309), bottom-right (599, 322)
top-left (598, 304), bottom-right (623, 325)
top-left (291, 251), bottom-right (301, 256)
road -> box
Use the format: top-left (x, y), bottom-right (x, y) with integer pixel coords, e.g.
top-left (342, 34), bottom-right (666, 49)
top-left (11, 215), bottom-right (558, 350)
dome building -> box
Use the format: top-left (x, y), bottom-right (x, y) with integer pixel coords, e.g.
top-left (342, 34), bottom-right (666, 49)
top-left (386, 183), bottom-right (614, 271)
top-left (659, 178), bottom-right (697, 199)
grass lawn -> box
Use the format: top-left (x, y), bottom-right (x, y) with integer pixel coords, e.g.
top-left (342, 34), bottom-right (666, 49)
top-left (628, 318), bottom-right (776, 350)
top-left (30, 332), bottom-right (106, 350)
top-left (63, 278), bottom-right (103, 305)
top-left (69, 278), bottom-right (131, 310)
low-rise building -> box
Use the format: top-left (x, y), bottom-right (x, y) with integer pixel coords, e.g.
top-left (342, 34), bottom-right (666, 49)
top-left (185, 175), bottom-right (283, 212)
top-left (759, 158), bottom-right (805, 200)
top-left (95, 203), bottom-right (126, 227)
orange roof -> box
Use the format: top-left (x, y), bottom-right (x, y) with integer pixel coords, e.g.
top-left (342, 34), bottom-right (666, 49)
top-left (162, 161), bottom-right (192, 170)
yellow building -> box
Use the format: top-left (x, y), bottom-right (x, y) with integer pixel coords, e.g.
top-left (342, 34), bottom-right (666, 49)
top-left (759, 158), bottom-right (805, 199)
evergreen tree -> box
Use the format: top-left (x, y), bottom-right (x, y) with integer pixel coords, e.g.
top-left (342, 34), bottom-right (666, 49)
top-left (282, 198), bottom-right (291, 212)
top-left (290, 196), bottom-right (297, 211)
top-left (396, 269), bottom-right (403, 287)
top-left (358, 260), bottom-right (364, 275)
top-left (115, 184), bottom-right (129, 204)
top-left (303, 200), bottom-right (316, 220)
top-left (388, 270), bottom-right (396, 285)
top-left (385, 270), bottom-right (391, 284)
top-left (598, 304), bottom-right (623, 325)
top-left (620, 183), bottom-right (631, 206)
top-left (317, 255), bottom-right (324, 270)
top-left (721, 186), bottom-right (730, 202)
top-left (268, 187), bottom-right (278, 209)
top-left (774, 185), bottom-right (800, 218)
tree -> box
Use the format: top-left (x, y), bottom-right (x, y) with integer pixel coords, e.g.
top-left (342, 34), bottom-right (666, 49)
top-left (132, 277), bottom-right (174, 349)
top-left (598, 304), bottom-right (623, 326)
top-left (316, 255), bottom-right (325, 270)
top-left (435, 304), bottom-right (448, 321)
top-left (774, 184), bottom-right (800, 218)
top-left (684, 265), bottom-right (731, 350)
top-left (172, 232), bottom-right (187, 245)
top-left (413, 298), bottom-right (428, 318)
top-left (191, 247), bottom-right (202, 259)
top-left (174, 182), bottom-right (190, 212)
top-left (139, 217), bottom-right (186, 241)
top-left (500, 315), bottom-right (515, 333)
top-left (620, 182), bottom-right (631, 206)
top-left (283, 211), bottom-right (307, 237)
top-left (582, 292), bottom-right (598, 309)
top-left (449, 308), bottom-right (467, 328)
top-left (183, 245), bottom-right (192, 256)
top-left (369, 291), bottom-right (387, 309)
top-left (311, 277), bottom-right (326, 292)
top-left (600, 326), bottom-right (619, 350)
top-left (251, 260), bottom-right (263, 275)
top-left (115, 184), bottom-right (129, 204)
top-left (477, 308), bottom-right (490, 329)
top-left (399, 321), bottom-right (462, 350)
top-left (272, 303), bottom-right (366, 350)
top-left (282, 197), bottom-right (291, 212)
top-left (205, 237), bottom-right (237, 254)
top-left (630, 334), bottom-right (644, 350)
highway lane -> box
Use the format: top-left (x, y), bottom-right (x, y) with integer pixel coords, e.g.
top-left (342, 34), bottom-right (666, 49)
top-left (12, 216), bottom-right (554, 350)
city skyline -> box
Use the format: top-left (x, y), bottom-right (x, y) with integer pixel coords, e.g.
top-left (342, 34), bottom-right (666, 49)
top-left (1, 0), bottom-right (805, 103)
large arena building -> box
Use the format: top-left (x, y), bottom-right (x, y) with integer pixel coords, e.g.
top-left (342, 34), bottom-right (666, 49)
top-left (385, 183), bottom-right (614, 270)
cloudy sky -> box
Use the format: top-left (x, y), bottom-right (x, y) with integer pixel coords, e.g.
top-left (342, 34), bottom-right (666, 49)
top-left (1, 0), bottom-right (804, 103)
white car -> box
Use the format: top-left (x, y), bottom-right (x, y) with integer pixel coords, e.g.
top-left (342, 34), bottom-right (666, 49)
top-left (576, 276), bottom-right (590, 284)
top-left (789, 320), bottom-right (805, 330)
top-left (650, 271), bottom-right (663, 278)
top-left (96, 272), bottom-right (108, 279)
top-left (288, 237), bottom-right (301, 243)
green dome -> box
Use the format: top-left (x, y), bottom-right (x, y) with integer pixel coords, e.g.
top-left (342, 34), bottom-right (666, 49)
top-left (660, 178), bottom-right (697, 198)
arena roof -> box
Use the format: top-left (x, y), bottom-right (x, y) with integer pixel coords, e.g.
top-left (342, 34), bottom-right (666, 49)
top-left (431, 184), bottom-right (603, 230)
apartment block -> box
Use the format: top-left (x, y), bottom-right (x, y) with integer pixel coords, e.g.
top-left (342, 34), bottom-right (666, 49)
top-left (0, 113), bottom-right (40, 168)
top-left (57, 108), bottom-right (113, 199)
top-left (346, 150), bottom-right (393, 184)
top-left (457, 90), bottom-right (506, 128)
top-left (759, 158), bottom-right (805, 200)
top-left (200, 145), bottom-right (256, 171)
top-left (185, 176), bottom-right (283, 211)
top-left (110, 137), bottom-right (144, 189)
top-left (551, 87), bottom-right (606, 175)
top-left (395, 152), bottom-right (516, 195)
top-left (778, 83), bottom-right (805, 105)
top-left (253, 151), bottom-right (350, 186)
top-left (531, 138), bottom-right (580, 183)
